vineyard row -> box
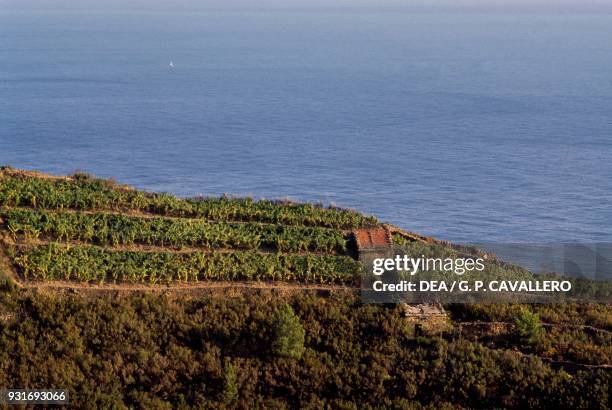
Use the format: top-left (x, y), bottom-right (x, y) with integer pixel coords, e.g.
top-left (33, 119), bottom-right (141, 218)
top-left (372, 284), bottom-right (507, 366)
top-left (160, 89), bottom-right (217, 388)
top-left (0, 173), bottom-right (377, 229)
top-left (1, 208), bottom-right (348, 253)
top-left (9, 243), bottom-right (363, 285)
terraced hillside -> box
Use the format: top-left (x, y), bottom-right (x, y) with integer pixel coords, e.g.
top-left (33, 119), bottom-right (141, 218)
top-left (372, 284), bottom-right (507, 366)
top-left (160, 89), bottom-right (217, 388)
top-left (0, 167), bottom-right (610, 408)
top-left (0, 167), bottom-right (375, 287)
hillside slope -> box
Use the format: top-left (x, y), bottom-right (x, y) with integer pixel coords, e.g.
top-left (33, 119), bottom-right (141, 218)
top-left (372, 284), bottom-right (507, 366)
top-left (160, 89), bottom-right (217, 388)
top-left (0, 167), bottom-right (609, 408)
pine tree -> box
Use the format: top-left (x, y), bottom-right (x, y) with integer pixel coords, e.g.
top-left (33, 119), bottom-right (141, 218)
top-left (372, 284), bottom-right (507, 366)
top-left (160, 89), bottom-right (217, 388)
top-left (515, 309), bottom-right (544, 345)
top-left (271, 304), bottom-right (305, 359)
top-left (222, 363), bottom-right (239, 404)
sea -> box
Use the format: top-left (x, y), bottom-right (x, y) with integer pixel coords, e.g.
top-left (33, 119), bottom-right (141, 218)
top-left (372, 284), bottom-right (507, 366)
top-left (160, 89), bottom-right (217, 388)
top-left (2, 7), bottom-right (611, 246)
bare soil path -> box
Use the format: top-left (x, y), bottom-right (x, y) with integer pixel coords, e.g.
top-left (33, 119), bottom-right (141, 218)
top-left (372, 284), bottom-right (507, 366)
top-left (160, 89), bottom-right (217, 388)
top-left (15, 278), bottom-right (357, 294)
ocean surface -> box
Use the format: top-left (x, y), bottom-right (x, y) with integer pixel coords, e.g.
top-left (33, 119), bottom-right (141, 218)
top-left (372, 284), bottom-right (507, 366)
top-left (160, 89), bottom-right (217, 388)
top-left (2, 9), bottom-right (611, 244)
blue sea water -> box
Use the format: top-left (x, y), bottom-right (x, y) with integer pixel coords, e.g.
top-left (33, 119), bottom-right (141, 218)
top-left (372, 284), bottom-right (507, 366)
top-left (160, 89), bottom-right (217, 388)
top-left (1, 8), bottom-right (611, 244)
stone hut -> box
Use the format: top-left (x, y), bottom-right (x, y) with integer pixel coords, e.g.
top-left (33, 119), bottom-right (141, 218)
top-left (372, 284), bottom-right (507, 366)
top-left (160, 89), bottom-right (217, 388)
top-left (349, 227), bottom-right (393, 260)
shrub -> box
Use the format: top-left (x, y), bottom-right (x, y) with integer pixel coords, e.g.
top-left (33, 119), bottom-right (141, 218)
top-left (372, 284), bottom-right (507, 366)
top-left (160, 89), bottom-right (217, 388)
top-left (222, 363), bottom-right (239, 404)
top-left (271, 304), bottom-right (305, 359)
top-left (515, 309), bottom-right (544, 345)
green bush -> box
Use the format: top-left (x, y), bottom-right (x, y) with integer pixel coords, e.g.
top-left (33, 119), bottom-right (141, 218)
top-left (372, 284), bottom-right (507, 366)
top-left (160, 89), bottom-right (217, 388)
top-left (222, 363), bottom-right (239, 404)
top-left (271, 304), bottom-right (305, 359)
top-left (515, 309), bottom-right (545, 345)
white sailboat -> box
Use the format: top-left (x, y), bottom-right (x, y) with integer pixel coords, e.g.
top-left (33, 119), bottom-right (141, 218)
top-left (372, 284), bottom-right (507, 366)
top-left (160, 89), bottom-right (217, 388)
top-left (169, 60), bottom-right (175, 68)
